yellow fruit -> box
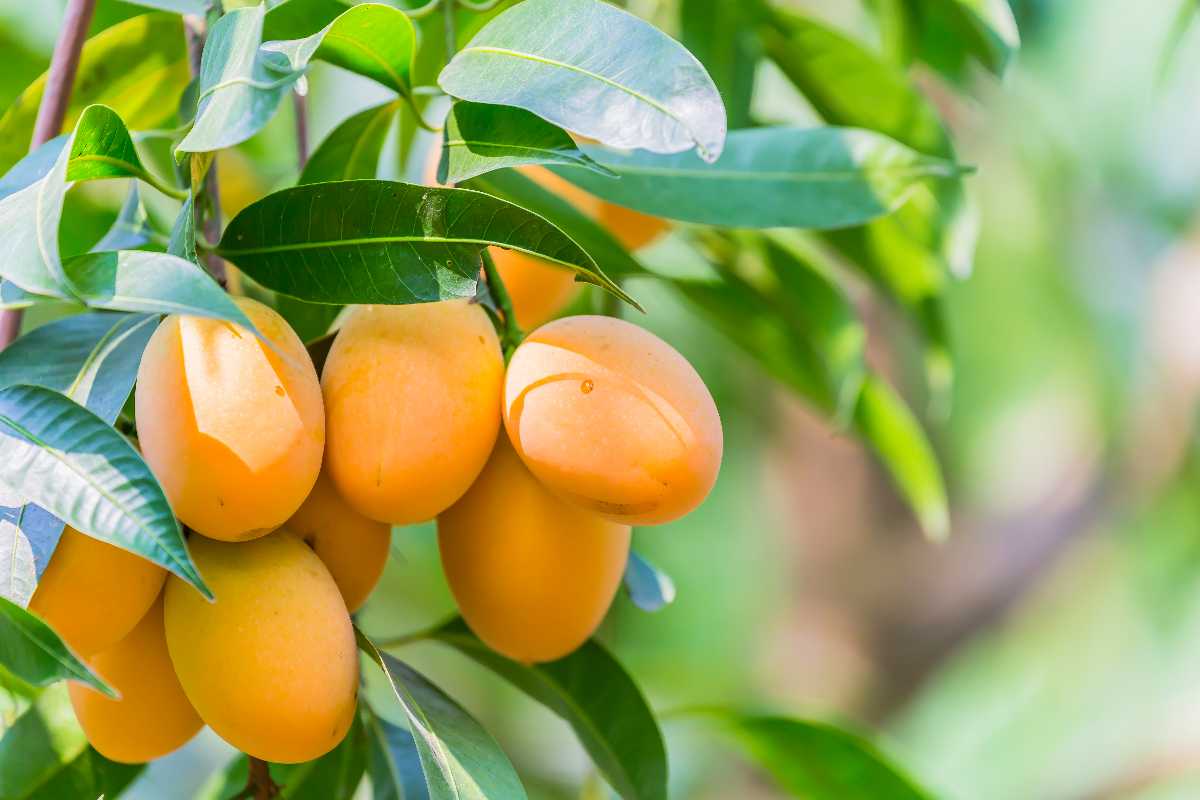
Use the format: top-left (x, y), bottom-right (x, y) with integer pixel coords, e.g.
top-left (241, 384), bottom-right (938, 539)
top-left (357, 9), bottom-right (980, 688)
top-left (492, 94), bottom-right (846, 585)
top-left (29, 526), bottom-right (166, 657)
top-left (489, 246), bottom-right (579, 330)
top-left (439, 436), bottom-right (631, 663)
top-left (504, 315), bottom-right (722, 525)
top-left (322, 301), bottom-right (504, 524)
top-left (163, 533), bottom-right (358, 763)
top-left (285, 470), bottom-right (391, 612)
top-left (135, 297), bottom-right (325, 541)
top-left (69, 596), bottom-right (202, 763)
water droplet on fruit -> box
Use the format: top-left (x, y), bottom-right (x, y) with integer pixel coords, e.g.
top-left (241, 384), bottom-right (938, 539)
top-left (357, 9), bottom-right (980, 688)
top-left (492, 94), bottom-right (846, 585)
top-left (580, 380), bottom-right (594, 394)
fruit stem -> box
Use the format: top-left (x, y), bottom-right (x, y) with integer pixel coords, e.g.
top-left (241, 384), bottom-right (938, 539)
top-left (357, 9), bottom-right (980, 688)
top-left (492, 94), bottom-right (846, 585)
top-left (230, 756), bottom-right (279, 799)
top-left (0, 0), bottom-right (96, 351)
top-left (480, 248), bottom-right (523, 355)
top-left (183, 11), bottom-right (228, 288)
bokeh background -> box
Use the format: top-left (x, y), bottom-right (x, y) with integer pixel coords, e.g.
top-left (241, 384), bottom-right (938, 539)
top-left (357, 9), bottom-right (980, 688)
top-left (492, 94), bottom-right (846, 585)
top-left (6, 0), bottom-right (1200, 798)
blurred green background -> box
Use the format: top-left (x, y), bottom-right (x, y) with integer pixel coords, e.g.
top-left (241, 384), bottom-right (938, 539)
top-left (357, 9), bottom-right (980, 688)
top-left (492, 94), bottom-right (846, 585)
top-left (7, 0), bottom-right (1200, 798)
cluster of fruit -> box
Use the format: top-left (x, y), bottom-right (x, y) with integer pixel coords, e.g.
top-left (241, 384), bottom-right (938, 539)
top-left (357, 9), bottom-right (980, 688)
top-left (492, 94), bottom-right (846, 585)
top-left (29, 252), bottom-right (722, 766)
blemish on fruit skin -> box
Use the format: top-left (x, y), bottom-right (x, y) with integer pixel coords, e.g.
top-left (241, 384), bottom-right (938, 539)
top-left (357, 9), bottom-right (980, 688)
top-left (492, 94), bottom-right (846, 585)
top-left (580, 379), bottom-right (594, 394)
top-left (274, 385), bottom-right (285, 397)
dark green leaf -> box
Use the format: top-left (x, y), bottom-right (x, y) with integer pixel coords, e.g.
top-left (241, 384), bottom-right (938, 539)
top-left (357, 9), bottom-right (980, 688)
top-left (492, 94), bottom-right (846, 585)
top-left (218, 180), bottom-right (634, 308)
top-left (357, 630), bottom-right (528, 800)
top-left (853, 375), bottom-right (948, 541)
top-left (66, 105), bottom-right (146, 183)
top-left (432, 619), bottom-right (667, 800)
top-left (0, 685), bottom-right (88, 798)
top-left (92, 185), bottom-right (155, 252)
top-left (623, 551), bottom-right (676, 613)
top-left (0, 597), bottom-right (113, 696)
top-left (557, 128), bottom-right (963, 230)
top-left (680, 0), bottom-right (764, 130)
top-left (275, 296), bottom-right (342, 344)
top-left (701, 712), bottom-right (934, 799)
top-left (439, 102), bottom-right (613, 185)
top-left (26, 745), bottom-right (143, 800)
top-left (63, 251), bottom-right (256, 329)
top-left (0, 14), bottom-right (193, 175)
top-left (439, 0), bottom-right (727, 162)
top-left (465, 169), bottom-right (646, 280)
top-left (910, 0), bottom-right (1020, 76)
top-left (366, 713), bottom-right (430, 800)
top-left (300, 101), bottom-right (397, 185)
top-left (0, 384), bottom-right (212, 597)
top-left (263, 0), bottom-right (350, 41)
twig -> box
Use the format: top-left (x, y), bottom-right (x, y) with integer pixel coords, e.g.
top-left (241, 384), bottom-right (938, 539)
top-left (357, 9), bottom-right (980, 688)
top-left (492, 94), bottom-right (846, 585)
top-left (292, 91), bottom-right (309, 171)
top-left (0, 0), bottom-right (97, 351)
top-left (444, 0), bottom-right (458, 59)
top-left (183, 14), bottom-right (227, 287)
top-left (480, 249), bottom-right (522, 354)
top-left (228, 757), bottom-right (279, 800)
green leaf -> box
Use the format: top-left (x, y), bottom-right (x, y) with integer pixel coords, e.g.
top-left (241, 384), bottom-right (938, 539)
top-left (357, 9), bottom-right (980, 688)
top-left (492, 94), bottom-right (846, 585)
top-left (439, 0), bottom-right (727, 162)
top-left (168, 193), bottom-right (198, 264)
top-left (700, 712), bottom-right (934, 799)
top-left (121, 0), bottom-right (209, 13)
top-left (432, 619), bottom-right (667, 800)
top-left (26, 745), bottom-right (144, 800)
top-left (0, 597), bottom-right (113, 696)
top-left (0, 507), bottom-right (36, 606)
top-left (439, 102), bottom-right (614, 185)
top-left (263, 0), bottom-right (357, 41)
top-left (623, 551), bottom-right (676, 613)
top-left (557, 127), bottom-right (963, 230)
top-left (275, 296), bottom-right (342, 344)
top-left (0, 131), bottom-right (71, 298)
top-left (0, 14), bottom-right (192, 176)
top-left (0, 137), bottom-right (67, 202)
top-left (92, 185), bottom-right (155, 253)
top-left (465, 169), bottom-right (646, 280)
top-left (853, 374), bottom-right (948, 541)
top-left (680, 0), bottom-right (764, 130)
top-left (180, 3), bottom-right (418, 155)
top-left (63, 251), bottom-right (256, 328)
top-left (910, 0), bottom-right (1020, 76)
top-left (0, 384), bottom-right (212, 597)
top-left (300, 101), bottom-right (397, 185)
top-left (357, 630), bottom-right (528, 800)
top-left (217, 180), bottom-right (634, 308)
top-left (366, 713), bottom-right (430, 800)
top-left (0, 685), bottom-right (88, 798)
top-left (0, 282), bottom-right (45, 311)
top-left (66, 104), bottom-right (184, 199)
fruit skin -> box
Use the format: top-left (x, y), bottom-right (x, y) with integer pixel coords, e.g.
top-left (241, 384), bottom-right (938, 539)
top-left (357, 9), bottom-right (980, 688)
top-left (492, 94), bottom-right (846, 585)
top-left (489, 246), bottom-right (580, 330)
top-left (69, 596), bottom-right (203, 764)
top-left (163, 533), bottom-right (358, 764)
top-left (439, 436), bottom-right (631, 663)
top-left (135, 297), bottom-right (325, 541)
top-left (504, 315), bottom-right (723, 526)
top-left (29, 525), bottom-right (166, 657)
top-left (322, 301), bottom-right (504, 524)
top-left (285, 469), bottom-right (391, 612)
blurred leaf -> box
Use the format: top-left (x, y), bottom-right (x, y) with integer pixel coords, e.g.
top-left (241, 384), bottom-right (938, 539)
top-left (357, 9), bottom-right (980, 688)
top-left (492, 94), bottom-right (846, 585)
top-left (0, 685), bottom-right (88, 799)
top-left (679, 0), bottom-right (764, 130)
top-left (1160, 0), bottom-right (1200, 84)
top-left (181, 3), bottom-right (417, 154)
top-left (168, 193), bottom-right (197, 264)
top-left (623, 551), bottom-right (676, 613)
top-left (63, 251), bottom-right (254, 328)
top-left (366, 712), bottom-right (430, 800)
top-left (0, 283), bottom-right (45, 311)
top-left (439, 102), bottom-right (613, 185)
top-left (300, 101), bottom-right (398, 185)
top-left (0, 137), bottom-right (68, 203)
top-left (908, 0), bottom-right (1020, 77)
top-left (0, 598), bottom-right (112, 696)
top-left (699, 712), bottom-right (934, 799)
top-left (218, 180), bottom-right (634, 307)
top-left (853, 375), bottom-right (948, 541)
top-left (466, 169), bottom-right (646, 279)
top-left (119, 0), bottom-right (209, 12)
top-left (26, 745), bottom-right (143, 800)
top-left (0, 14), bottom-right (192, 176)
top-left (91, 185), bottom-right (155, 253)
top-left (556, 128), bottom-right (964, 230)
top-left (439, 0), bottom-right (727, 162)
top-left (432, 618), bottom-right (667, 800)
top-left (357, 630), bottom-right (528, 800)
top-left (0, 384), bottom-right (212, 596)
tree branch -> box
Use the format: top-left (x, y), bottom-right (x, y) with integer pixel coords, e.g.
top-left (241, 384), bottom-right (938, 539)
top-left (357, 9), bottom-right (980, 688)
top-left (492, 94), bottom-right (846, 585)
top-left (292, 91), bottom-right (310, 171)
top-left (0, 0), bottom-right (97, 351)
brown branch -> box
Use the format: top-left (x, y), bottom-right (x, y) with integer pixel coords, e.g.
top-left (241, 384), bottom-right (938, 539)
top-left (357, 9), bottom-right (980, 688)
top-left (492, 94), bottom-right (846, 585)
top-left (228, 757), bottom-right (280, 800)
top-left (0, 0), bottom-right (97, 351)
top-left (183, 14), bottom-right (227, 287)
